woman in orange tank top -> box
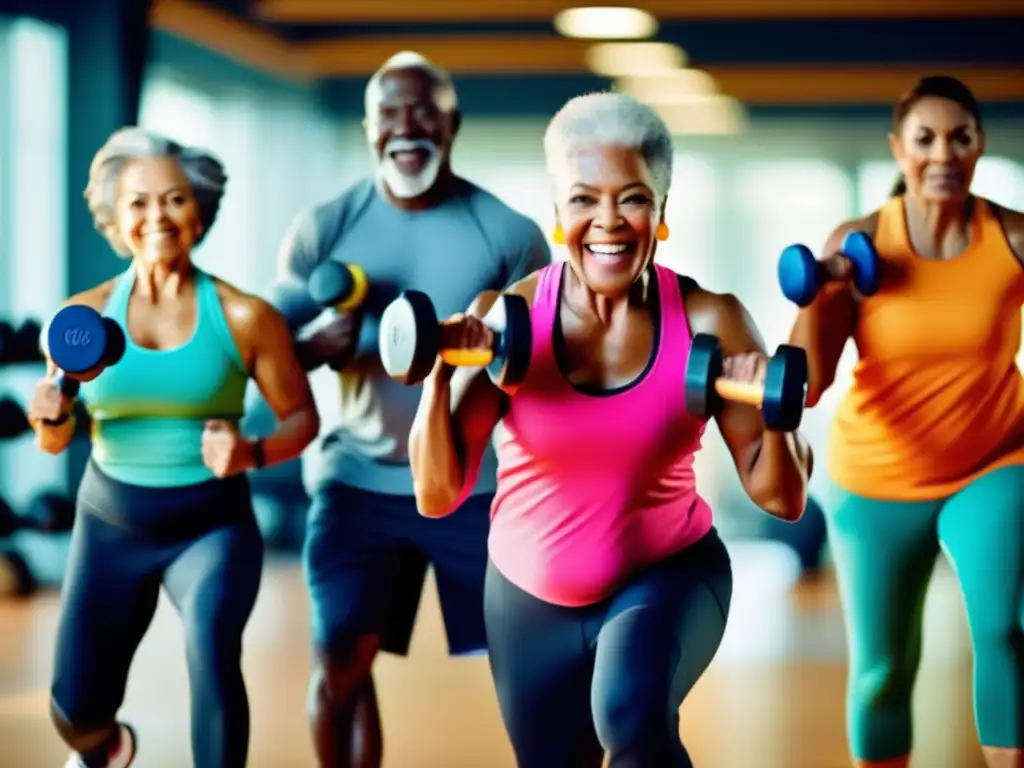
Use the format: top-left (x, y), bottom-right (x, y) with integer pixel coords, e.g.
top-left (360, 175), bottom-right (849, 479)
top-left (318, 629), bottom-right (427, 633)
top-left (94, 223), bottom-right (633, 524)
top-left (789, 76), bottom-right (1024, 768)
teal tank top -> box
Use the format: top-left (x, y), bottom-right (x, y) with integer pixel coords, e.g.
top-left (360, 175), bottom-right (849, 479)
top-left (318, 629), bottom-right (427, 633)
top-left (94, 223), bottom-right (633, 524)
top-left (79, 267), bottom-right (249, 488)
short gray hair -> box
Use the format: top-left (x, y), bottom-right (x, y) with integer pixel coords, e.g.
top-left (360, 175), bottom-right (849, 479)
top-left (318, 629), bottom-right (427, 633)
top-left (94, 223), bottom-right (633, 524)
top-left (84, 126), bottom-right (227, 255)
top-left (364, 51), bottom-right (459, 118)
top-left (544, 91), bottom-right (673, 207)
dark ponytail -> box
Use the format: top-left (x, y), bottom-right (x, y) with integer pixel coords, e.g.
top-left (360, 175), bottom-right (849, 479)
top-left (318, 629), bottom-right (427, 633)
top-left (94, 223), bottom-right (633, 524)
top-left (889, 75), bottom-right (982, 198)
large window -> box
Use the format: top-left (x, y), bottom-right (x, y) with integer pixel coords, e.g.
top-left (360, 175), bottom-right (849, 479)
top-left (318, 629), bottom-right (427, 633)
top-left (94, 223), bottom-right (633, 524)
top-left (730, 160), bottom-right (853, 347)
top-left (660, 153), bottom-right (720, 283)
top-left (0, 16), bottom-right (68, 505)
top-left (2, 16), bottom-right (67, 320)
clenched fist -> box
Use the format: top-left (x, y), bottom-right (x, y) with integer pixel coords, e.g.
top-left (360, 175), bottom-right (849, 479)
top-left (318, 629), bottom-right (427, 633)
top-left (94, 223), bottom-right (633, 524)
top-left (29, 377), bottom-right (71, 425)
top-left (723, 352), bottom-right (768, 387)
top-left (201, 419), bottom-right (255, 478)
top-left (298, 310), bottom-right (362, 372)
top-left (438, 313), bottom-right (494, 352)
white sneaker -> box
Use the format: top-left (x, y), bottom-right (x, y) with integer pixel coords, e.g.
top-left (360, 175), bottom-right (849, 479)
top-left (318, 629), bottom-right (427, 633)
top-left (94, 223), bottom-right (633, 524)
top-left (63, 723), bottom-right (136, 768)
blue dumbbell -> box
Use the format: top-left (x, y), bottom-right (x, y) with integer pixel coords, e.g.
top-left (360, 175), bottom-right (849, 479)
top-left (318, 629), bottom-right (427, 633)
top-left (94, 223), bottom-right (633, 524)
top-left (44, 305), bottom-right (126, 398)
top-left (778, 231), bottom-right (881, 307)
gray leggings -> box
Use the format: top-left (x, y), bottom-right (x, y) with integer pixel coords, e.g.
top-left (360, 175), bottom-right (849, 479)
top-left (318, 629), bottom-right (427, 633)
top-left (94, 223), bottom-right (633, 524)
top-left (484, 528), bottom-right (733, 768)
top-left (50, 461), bottom-right (264, 768)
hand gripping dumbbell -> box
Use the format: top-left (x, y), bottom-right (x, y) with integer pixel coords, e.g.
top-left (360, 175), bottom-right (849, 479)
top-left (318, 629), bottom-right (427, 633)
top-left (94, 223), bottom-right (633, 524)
top-left (43, 305), bottom-right (126, 401)
top-left (777, 231), bottom-right (881, 307)
top-left (308, 261), bottom-right (370, 312)
top-left (684, 333), bottom-right (808, 432)
top-left (378, 290), bottom-right (532, 388)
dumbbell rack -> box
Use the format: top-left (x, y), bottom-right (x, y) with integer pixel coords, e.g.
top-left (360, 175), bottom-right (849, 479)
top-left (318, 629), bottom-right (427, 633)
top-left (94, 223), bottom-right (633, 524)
top-left (0, 316), bottom-right (76, 599)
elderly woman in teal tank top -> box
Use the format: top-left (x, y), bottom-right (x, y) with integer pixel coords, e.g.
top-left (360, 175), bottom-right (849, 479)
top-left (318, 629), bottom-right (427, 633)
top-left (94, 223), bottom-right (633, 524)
top-left (25, 127), bottom-right (320, 768)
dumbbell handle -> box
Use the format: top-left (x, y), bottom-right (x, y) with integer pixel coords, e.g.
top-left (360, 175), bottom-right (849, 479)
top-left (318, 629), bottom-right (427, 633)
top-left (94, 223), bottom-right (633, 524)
top-left (714, 378), bottom-right (764, 408)
top-left (436, 325), bottom-right (497, 368)
top-left (54, 372), bottom-right (80, 398)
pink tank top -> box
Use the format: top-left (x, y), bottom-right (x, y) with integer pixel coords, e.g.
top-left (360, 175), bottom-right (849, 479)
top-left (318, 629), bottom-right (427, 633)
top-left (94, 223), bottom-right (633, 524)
top-left (489, 263), bottom-right (714, 607)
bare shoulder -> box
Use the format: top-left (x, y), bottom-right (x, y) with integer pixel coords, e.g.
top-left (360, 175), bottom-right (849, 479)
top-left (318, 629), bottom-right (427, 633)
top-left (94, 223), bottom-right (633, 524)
top-left (213, 278), bottom-right (288, 339)
top-left (466, 269), bottom-right (543, 318)
top-left (684, 287), bottom-right (767, 355)
top-left (62, 278), bottom-right (118, 313)
top-left (823, 211), bottom-right (880, 256)
top-left (987, 200), bottom-right (1024, 263)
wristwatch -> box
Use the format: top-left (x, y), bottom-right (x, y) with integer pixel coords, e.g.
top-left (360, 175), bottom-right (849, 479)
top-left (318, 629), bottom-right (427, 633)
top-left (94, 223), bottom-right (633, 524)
top-left (43, 411), bottom-right (72, 427)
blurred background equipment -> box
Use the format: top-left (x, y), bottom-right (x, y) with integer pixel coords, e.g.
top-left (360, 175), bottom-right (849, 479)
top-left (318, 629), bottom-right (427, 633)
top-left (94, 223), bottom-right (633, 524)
top-left (0, 545), bottom-right (37, 598)
top-left (0, 318), bottom-right (43, 365)
top-left (0, 396), bottom-right (31, 440)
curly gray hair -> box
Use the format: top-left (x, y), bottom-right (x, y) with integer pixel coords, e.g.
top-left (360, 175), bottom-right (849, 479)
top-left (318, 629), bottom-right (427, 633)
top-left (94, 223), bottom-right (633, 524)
top-left (544, 91), bottom-right (674, 209)
top-left (84, 126), bottom-right (227, 255)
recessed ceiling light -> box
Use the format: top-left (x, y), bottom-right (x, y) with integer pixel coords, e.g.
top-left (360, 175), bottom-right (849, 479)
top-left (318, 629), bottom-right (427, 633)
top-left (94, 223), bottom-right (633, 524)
top-left (615, 69), bottom-right (720, 101)
top-left (553, 7), bottom-right (659, 40)
top-left (586, 42), bottom-right (687, 76)
top-left (654, 96), bottom-right (749, 136)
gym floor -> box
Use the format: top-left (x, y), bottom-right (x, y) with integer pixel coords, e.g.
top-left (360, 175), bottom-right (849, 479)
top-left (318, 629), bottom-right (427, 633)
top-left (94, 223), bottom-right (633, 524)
top-left (0, 542), bottom-right (985, 768)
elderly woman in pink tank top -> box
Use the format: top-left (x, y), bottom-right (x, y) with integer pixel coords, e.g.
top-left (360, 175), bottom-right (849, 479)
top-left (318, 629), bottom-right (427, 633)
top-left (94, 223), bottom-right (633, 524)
top-left (408, 91), bottom-right (812, 767)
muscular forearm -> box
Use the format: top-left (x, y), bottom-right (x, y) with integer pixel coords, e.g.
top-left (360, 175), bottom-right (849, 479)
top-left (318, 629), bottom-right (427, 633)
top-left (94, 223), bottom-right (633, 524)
top-left (788, 284), bottom-right (854, 407)
top-left (408, 374), bottom-right (465, 518)
top-left (744, 430), bottom-right (812, 521)
top-left (255, 406), bottom-right (320, 467)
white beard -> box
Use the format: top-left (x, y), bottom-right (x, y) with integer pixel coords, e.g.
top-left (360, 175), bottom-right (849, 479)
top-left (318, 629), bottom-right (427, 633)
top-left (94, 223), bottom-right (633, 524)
top-left (377, 138), bottom-right (442, 199)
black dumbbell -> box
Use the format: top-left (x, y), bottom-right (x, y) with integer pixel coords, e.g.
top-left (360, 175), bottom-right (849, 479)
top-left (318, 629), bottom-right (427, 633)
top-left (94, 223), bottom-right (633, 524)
top-left (43, 305), bottom-right (126, 399)
top-left (379, 290), bottom-right (532, 388)
top-left (0, 319), bottom-right (44, 364)
top-left (684, 333), bottom-right (808, 432)
top-left (777, 231), bottom-right (881, 307)
top-left (0, 322), bottom-right (17, 364)
top-left (0, 397), bottom-right (31, 440)
top-left (0, 490), bottom-right (75, 536)
top-left (0, 495), bottom-right (19, 538)
top-left (15, 319), bottom-right (44, 362)
top-left (308, 261), bottom-right (370, 312)
top-left (0, 545), bottom-right (37, 598)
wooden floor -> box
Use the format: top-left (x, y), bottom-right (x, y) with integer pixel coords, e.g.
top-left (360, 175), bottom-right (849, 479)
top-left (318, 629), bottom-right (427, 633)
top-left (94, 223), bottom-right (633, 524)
top-left (0, 542), bottom-right (986, 767)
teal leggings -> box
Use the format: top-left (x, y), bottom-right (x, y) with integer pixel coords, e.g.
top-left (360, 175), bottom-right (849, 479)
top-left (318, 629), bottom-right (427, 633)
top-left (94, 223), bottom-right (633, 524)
top-left (824, 464), bottom-right (1024, 761)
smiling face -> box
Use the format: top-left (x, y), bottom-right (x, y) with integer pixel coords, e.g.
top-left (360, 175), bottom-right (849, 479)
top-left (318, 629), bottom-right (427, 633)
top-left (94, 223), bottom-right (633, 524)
top-left (114, 155), bottom-right (201, 264)
top-left (365, 67), bottom-right (459, 202)
top-left (889, 95), bottom-right (984, 203)
top-left (555, 143), bottom-right (663, 298)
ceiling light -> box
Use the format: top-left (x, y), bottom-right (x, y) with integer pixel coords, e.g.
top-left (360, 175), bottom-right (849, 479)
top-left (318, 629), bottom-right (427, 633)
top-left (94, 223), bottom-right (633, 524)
top-left (654, 95), bottom-right (749, 136)
top-left (586, 42), bottom-right (687, 77)
top-left (553, 7), bottom-right (658, 40)
top-left (615, 69), bottom-right (719, 101)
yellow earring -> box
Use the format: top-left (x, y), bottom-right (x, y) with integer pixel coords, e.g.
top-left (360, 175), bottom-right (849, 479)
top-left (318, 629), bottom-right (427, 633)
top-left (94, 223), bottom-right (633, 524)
top-left (552, 226), bottom-right (565, 245)
top-left (655, 222), bottom-right (670, 242)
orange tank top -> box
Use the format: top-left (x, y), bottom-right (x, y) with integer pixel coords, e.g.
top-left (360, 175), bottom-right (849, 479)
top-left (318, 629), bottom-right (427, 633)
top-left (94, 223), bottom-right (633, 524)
top-left (828, 196), bottom-right (1024, 500)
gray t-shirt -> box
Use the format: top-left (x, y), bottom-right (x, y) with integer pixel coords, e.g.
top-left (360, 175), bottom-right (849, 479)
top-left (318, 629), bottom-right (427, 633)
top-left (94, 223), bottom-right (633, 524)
top-left (272, 176), bottom-right (551, 497)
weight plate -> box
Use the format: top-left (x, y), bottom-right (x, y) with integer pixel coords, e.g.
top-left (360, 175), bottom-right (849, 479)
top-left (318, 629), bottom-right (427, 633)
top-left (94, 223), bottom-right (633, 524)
top-left (46, 305), bottom-right (109, 375)
top-left (685, 334), bottom-right (723, 418)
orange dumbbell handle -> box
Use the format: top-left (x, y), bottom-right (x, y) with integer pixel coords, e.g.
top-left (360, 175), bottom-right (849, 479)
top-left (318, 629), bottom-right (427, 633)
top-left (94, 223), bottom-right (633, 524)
top-left (714, 379), bottom-right (764, 408)
top-left (440, 348), bottom-right (494, 367)
top-left (436, 323), bottom-right (496, 368)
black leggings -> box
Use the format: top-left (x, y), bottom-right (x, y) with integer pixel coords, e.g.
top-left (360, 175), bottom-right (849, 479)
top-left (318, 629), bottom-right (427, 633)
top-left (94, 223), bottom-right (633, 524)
top-left (50, 462), bottom-right (264, 768)
top-left (484, 528), bottom-right (733, 768)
